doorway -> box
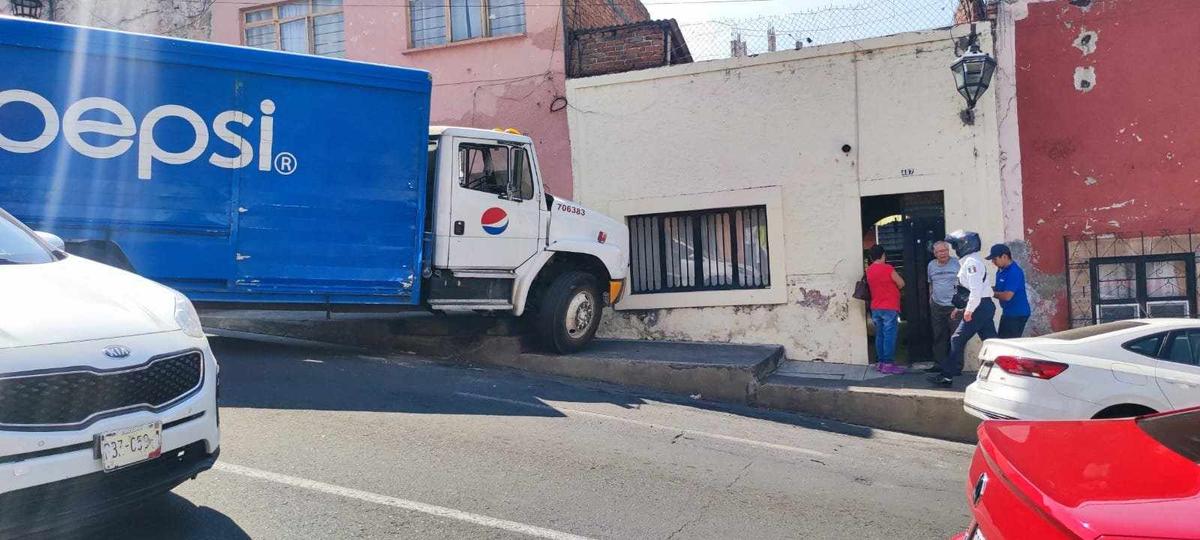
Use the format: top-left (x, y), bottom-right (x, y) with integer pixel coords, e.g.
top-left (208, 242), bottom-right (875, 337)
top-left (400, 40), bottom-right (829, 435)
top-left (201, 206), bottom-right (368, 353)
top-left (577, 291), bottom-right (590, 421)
top-left (860, 191), bottom-right (946, 364)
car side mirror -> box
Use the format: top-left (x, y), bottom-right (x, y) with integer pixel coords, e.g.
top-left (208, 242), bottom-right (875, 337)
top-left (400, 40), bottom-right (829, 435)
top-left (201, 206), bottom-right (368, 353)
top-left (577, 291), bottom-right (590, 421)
top-left (35, 231), bottom-right (66, 252)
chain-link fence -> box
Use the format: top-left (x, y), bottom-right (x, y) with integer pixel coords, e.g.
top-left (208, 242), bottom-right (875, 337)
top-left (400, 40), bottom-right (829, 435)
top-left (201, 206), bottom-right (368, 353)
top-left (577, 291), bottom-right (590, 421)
top-left (678, 0), bottom-right (967, 61)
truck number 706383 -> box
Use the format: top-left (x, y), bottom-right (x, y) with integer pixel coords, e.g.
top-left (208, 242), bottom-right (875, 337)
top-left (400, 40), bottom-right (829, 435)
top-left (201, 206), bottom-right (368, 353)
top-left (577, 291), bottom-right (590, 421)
top-left (557, 203), bottom-right (586, 216)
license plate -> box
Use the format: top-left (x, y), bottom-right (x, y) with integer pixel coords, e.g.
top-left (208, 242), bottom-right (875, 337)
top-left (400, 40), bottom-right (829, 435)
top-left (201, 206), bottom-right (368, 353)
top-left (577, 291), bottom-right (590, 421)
top-left (978, 363), bottom-right (992, 381)
top-left (97, 422), bottom-right (162, 472)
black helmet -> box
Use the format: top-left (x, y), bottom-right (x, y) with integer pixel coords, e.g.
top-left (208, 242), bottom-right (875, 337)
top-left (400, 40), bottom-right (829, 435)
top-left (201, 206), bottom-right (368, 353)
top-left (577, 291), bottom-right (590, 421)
top-left (945, 230), bottom-right (982, 257)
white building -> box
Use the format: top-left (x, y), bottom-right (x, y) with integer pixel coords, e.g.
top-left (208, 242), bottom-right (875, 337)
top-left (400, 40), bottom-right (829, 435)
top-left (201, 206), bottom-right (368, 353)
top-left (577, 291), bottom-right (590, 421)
top-left (567, 24), bottom-right (1007, 365)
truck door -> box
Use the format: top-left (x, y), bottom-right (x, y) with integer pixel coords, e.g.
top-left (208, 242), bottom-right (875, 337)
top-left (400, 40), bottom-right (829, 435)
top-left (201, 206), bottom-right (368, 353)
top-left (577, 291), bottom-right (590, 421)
top-left (447, 138), bottom-right (541, 269)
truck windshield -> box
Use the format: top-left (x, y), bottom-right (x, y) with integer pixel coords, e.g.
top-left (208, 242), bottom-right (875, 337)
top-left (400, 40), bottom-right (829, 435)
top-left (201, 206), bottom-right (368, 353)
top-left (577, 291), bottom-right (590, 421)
top-left (0, 210), bottom-right (55, 264)
top-left (1138, 408), bottom-right (1200, 463)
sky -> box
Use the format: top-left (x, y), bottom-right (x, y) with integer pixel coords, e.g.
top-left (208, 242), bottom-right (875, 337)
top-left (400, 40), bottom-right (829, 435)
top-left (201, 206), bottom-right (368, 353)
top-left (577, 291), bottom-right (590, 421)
top-left (643, 0), bottom-right (961, 60)
top-left (646, 0), bottom-right (885, 24)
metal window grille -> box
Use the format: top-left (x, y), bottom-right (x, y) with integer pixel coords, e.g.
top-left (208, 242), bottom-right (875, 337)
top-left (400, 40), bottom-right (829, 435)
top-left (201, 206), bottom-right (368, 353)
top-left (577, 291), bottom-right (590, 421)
top-left (1088, 254), bottom-right (1197, 324)
top-left (1065, 230), bottom-right (1200, 328)
top-left (628, 206), bottom-right (770, 295)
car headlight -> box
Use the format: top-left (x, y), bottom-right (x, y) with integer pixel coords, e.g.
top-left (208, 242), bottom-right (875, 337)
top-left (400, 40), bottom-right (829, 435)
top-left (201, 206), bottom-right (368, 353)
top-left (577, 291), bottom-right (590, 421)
top-left (174, 292), bottom-right (205, 338)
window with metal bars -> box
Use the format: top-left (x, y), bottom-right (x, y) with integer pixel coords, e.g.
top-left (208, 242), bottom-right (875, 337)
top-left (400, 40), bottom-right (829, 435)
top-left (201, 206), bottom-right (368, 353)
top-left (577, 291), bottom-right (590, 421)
top-left (628, 206), bottom-right (770, 295)
top-left (1089, 254), bottom-right (1197, 323)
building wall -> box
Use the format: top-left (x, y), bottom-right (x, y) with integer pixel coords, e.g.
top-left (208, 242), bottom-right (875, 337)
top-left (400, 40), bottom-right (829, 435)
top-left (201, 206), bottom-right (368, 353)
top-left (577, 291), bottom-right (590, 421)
top-left (567, 26), bottom-right (1004, 363)
top-left (211, 0), bottom-right (577, 196)
top-left (564, 0), bottom-right (650, 29)
top-left (570, 21), bottom-right (670, 78)
top-left (1004, 0), bottom-right (1200, 331)
top-left (2, 0), bottom-right (212, 38)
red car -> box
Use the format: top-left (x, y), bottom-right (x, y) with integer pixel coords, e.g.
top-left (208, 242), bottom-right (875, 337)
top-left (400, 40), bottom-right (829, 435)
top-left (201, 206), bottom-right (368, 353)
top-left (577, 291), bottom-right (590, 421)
top-left (955, 407), bottom-right (1200, 540)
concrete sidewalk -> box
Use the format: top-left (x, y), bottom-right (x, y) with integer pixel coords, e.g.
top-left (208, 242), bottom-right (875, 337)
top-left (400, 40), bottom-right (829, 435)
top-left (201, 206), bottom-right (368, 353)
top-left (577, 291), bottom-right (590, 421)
top-left (201, 314), bottom-right (980, 442)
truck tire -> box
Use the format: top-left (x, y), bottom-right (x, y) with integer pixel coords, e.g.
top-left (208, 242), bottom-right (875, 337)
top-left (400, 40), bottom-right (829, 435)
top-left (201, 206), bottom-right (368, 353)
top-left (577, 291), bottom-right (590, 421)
top-left (538, 271), bottom-right (602, 354)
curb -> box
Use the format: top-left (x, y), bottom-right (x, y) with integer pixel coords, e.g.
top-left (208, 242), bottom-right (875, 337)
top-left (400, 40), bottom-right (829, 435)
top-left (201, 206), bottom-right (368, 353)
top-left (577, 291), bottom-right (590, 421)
top-left (753, 378), bottom-right (980, 443)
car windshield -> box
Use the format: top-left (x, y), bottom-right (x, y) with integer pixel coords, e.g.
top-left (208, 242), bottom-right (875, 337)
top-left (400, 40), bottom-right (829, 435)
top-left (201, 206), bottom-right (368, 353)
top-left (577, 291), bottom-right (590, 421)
top-left (0, 211), bottom-right (54, 265)
top-left (1138, 408), bottom-right (1200, 463)
top-left (1041, 320), bottom-right (1148, 340)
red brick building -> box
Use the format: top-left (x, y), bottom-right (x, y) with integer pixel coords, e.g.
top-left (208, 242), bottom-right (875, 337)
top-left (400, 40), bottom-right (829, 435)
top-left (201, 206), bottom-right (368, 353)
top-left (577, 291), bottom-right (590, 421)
top-left (568, 19), bottom-right (691, 78)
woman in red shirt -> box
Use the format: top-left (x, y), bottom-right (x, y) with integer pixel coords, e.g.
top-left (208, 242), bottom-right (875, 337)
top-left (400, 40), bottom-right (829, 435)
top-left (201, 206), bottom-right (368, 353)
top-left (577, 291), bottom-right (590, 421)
top-left (866, 245), bottom-right (906, 373)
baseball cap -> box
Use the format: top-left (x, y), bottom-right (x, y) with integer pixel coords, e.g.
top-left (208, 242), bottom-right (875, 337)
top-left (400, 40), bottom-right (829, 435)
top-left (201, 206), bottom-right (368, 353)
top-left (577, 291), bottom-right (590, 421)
top-left (985, 243), bottom-right (1011, 260)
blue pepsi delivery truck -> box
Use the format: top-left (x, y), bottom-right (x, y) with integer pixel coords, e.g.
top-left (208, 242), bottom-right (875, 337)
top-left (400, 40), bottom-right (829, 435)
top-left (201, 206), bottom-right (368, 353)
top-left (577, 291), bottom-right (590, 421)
top-left (0, 18), bottom-right (629, 352)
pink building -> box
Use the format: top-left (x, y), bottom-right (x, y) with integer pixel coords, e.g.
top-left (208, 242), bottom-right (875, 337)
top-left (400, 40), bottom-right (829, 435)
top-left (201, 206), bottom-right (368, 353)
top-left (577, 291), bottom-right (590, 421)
top-left (209, 0), bottom-right (687, 198)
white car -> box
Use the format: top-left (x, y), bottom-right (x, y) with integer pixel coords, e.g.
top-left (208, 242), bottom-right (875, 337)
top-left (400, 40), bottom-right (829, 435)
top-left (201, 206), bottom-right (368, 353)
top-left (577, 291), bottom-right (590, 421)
top-left (965, 319), bottom-right (1200, 421)
top-left (0, 210), bottom-right (220, 535)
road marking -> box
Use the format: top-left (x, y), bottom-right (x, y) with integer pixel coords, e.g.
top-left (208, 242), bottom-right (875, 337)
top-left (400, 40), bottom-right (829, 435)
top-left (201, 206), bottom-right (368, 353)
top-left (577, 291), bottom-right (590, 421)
top-left (454, 392), bottom-right (829, 458)
top-left (214, 462), bottom-right (593, 540)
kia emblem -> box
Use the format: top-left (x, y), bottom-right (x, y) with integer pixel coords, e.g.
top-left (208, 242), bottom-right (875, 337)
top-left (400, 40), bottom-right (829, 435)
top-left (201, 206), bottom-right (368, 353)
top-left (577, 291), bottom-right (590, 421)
top-left (103, 345), bottom-right (131, 359)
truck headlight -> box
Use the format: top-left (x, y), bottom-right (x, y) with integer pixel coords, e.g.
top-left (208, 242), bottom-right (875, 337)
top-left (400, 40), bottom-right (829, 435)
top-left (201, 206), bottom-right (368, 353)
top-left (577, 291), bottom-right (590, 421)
top-left (174, 292), bottom-right (205, 338)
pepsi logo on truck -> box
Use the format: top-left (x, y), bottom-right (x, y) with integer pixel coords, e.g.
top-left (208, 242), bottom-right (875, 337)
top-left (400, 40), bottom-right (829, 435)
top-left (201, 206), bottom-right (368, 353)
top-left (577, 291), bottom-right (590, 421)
top-left (0, 89), bottom-right (293, 180)
top-left (481, 207), bottom-right (508, 235)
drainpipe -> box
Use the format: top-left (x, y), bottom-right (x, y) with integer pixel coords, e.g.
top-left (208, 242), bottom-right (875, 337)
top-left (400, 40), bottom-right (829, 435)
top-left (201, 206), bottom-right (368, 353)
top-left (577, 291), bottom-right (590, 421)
top-left (561, 0), bottom-right (572, 78)
top-left (663, 22), bottom-right (671, 65)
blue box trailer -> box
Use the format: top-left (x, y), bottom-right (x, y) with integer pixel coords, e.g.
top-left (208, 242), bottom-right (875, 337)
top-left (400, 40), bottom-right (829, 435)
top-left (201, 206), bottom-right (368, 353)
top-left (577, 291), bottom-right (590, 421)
top-left (0, 18), bottom-right (432, 307)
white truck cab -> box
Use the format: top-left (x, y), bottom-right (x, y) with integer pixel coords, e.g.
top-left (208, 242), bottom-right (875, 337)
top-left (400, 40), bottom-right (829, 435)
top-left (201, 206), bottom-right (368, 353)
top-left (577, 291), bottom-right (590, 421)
top-left (425, 127), bottom-right (628, 352)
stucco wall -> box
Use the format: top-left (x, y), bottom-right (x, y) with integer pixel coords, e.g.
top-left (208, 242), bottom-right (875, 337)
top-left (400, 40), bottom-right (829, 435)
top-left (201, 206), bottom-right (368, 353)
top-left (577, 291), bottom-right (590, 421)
top-left (567, 26), bottom-right (1004, 364)
top-left (211, 0), bottom-right (575, 197)
top-left (1005, 0), bottom-right (1200, 332)
top-left (3, 0), bottom-right (212, 38)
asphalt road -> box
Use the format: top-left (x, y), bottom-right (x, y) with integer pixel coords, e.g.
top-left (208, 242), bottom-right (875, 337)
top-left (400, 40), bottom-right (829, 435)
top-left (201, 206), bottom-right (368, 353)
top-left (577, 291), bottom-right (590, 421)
top-left (55, 335), bottom-right (975, 540)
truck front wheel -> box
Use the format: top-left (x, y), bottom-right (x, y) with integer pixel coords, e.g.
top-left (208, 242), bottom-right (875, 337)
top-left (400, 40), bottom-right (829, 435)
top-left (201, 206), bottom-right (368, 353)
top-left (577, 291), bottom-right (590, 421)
top-left (538, 271), bottom-right (602, 354)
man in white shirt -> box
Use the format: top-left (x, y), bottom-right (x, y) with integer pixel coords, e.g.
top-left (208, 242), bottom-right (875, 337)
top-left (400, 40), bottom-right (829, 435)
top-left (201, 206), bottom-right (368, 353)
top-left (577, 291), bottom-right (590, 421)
top-left (927, 230), bottom-right (998, 388)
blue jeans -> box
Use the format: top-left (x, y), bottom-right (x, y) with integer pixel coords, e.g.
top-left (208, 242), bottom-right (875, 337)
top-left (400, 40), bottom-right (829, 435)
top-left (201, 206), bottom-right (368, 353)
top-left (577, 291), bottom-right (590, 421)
top-left (872, 309), bottom-right (900, 364)
top-left (940, 298), bottom-right (998, 377)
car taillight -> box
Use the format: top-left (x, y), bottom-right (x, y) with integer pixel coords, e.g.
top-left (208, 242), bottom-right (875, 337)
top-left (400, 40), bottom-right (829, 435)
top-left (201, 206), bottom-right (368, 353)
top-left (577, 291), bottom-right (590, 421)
top-left (993, 356), bottom-right (1068, 379)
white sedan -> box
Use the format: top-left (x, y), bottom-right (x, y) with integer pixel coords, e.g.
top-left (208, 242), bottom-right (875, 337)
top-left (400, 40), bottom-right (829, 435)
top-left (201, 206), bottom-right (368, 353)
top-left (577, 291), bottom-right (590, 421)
top-left (964, 319), bottom-right (1200, 420)
top-left (0, 209), bottom-right (220, 536)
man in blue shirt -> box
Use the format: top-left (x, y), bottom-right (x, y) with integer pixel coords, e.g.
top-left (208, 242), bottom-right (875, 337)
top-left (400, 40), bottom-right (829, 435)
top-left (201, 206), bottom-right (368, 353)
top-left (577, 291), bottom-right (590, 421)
top-left (987, 244), bottom-right (1031, 338)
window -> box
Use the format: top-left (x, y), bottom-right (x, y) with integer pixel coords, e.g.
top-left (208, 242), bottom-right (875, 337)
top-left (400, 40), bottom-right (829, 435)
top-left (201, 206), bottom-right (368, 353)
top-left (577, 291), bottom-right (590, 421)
top-left (1123, 333), bottom-right (1165, 358)
top-left (243, 0), bottom-right (345, 58)
top-left (628, 206), bottom-right (770, 295)
top-left (409, 0), bottom-right (525, 48)
top-left (513, 149), bottom-right (534, 201)
top-left (458, 144), bottom-right (534, 200)
top-left (461, 145), bottom-right (509, 196)
top-left (1090, 254), bottom-right (1197, 324)
top-left (1139, 408), bottom-right (1200, 463)
top-left (1163, 331), bottom-right (1200, 366)
top-left (0, 210), bottom-right (54, 265)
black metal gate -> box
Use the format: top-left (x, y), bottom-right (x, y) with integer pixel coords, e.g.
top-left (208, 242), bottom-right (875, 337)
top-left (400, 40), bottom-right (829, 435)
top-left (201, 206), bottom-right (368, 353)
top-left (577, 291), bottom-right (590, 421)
top-left (865, 191), bottom-right (945, 362)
